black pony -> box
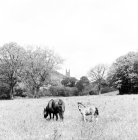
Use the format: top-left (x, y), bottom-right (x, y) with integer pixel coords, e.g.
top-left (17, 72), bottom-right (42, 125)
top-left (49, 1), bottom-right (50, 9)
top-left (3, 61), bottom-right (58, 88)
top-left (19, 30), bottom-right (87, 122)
top-left (44, 99), bottom-right (65, 120)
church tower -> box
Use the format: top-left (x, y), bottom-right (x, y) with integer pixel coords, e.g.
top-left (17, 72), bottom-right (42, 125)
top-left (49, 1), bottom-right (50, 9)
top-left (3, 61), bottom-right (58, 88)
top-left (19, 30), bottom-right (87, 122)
top-left (66, 69), bottom-right (70, 77)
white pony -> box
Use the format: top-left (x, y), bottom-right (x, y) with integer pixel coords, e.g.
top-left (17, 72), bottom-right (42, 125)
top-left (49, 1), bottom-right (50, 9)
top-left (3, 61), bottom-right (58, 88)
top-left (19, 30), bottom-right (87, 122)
top-left (77, 102), bottom-right (99, 122)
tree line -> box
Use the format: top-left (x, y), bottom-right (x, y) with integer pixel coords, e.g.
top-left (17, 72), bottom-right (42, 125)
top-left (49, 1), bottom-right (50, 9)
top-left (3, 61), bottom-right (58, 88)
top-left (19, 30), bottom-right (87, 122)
top-left (0, 42), bottom-right (137, 99)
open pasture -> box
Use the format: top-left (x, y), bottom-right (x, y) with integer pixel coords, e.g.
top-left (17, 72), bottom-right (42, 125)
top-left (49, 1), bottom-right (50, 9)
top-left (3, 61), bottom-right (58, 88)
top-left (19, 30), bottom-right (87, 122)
top-left (0, 95), bottom-right (138, 140)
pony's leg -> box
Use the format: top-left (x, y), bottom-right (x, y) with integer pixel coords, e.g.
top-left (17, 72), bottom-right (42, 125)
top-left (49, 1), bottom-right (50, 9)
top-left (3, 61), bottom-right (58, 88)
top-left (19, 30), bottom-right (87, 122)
top-left (49, 113), bottom-right (51, 119)
top-left (91, 115), bottom-right (94, 122)
top-left (59, 112), bottom-right (64, 120)
top-left (83, 114), bottom-right (86, 122)
top-left (95, 116), bottom-right (98, 122)
top-left (53, 113), bottom-right (55, 119)
top-left (55, 113), bottom-right (58, 121)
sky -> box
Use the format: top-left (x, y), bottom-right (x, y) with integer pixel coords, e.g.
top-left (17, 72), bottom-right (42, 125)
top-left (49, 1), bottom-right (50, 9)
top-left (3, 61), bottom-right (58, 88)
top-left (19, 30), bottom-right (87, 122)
top-left (0, 0), bottom-right (138, 79)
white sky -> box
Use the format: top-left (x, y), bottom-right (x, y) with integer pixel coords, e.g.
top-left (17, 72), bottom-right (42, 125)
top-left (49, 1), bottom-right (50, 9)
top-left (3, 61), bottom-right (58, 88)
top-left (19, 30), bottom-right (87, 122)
top-left (0, 0), bottom-right (138, 79)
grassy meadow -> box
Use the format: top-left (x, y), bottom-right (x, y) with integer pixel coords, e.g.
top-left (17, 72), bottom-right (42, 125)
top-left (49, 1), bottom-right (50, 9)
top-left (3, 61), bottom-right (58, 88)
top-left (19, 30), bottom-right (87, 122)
top-left (0, 92), bottom-right (138, 140)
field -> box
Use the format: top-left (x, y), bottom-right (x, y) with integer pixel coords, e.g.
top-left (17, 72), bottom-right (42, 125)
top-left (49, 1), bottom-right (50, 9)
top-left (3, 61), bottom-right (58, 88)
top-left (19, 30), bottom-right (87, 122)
top-left (0, 93), bottom-right (138, 140)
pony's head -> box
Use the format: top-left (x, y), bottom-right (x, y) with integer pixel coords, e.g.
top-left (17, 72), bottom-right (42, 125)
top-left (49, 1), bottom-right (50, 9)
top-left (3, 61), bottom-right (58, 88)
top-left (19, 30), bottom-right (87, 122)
top-left (43, 108), bottom-right (48, 118)
top-left (77, 102), bottom-right (86, 107)
top-left (77, 102), bottom-right (86, 113)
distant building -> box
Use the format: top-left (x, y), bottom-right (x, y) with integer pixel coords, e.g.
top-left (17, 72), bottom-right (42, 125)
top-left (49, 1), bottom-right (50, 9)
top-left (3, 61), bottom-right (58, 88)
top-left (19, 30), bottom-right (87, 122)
top-left (66, 69), bottom-right (70, 77)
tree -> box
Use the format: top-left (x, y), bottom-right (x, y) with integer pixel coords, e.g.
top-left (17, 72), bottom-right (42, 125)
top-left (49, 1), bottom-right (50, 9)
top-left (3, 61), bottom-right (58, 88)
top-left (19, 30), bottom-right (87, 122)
top-left (69, 77), bottom-right (77, 87)
top-left (80, 76), bottom-right (90, 86)
top-left (22, 47), bottom-right (64, 98)
top-left (88, 64), bottom-right (108, 94)
top-left (75, 76), bottom-right (89, 95)
top-left (0, 42), bottom-right (26, 99)
top-left (107, 52), bottom-right (136, 94)
top-left (61, 77), bottom-right (77, 87)
top-left (61, 77), bottom-right (70, 86)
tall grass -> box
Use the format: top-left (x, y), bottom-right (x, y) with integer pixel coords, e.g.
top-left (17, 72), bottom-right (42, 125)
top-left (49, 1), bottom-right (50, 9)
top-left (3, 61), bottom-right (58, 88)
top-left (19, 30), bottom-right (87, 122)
top-left (0, 94), bottom-right (138, 140)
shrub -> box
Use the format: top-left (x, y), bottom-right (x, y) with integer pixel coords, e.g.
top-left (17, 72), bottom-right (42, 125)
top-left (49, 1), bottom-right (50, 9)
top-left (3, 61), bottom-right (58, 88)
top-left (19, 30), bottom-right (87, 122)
top-left (38, 88), bottom-right (52, 97)
top-left (14, 88), bottom-right (27, 97)
top-left (81, 91), bottom-right (89, 96)
top-left (57, 87), bottom-right (66, 96)
top-left (26, 92), bottom-right (34, 98)
top-left (70, 87), bottom-right (79, 96)
top-left (49, 86), bottom-right (61, 96)
top-left (89, 90), bottom-right (98, 95)
top-left (0, 84), bottom-right (10, 100)
top-left (0, 94), bottom-right (10, 100)
top-left (49, 86), bottom-right (79, 97)
top-left (63, 87), bottom-right (78, 96)
top-left (101, 86), bottom-right (117, 94)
